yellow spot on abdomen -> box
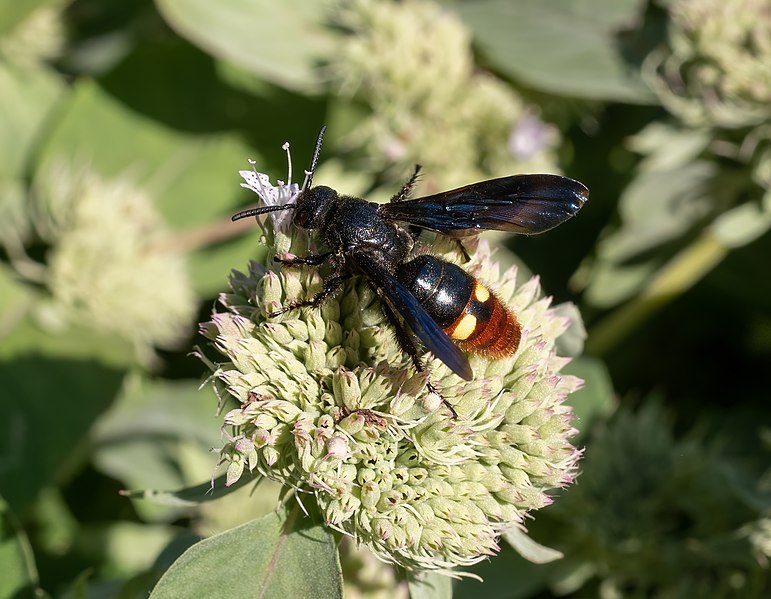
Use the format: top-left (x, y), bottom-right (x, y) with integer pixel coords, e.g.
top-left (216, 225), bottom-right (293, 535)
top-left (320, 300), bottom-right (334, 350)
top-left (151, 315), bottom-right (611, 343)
top-left (474, 283), bottom-right (490, 303)
top-left (450, 313), bottom-right (477, 340)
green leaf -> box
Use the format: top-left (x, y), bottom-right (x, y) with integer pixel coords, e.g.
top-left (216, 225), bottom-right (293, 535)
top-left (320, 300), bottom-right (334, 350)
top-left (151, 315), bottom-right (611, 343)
top-left (0, 495), bottom-right (40, 599)
top-left (89, 377), bottom-right (225, 521)
top-left (190, 234), bottom-right (268, 298)
top-left (581, 259), bottom-right (658, 309)
top-left (616, 163), bottom-right (719, 248)
top-left (123, 474), bottom-right (257, 508)
top-left (150, 508), bottom-right (342, 599)
top-left (562, 357), bottom-right (616, 439)
top-left (154, 0), bottom-right (337, 92)
top-left (0, 62), bottom-right (65, 180)
top-left (37, 79), bottom-right (249, 224)
top-left (0, 264), bottom-right (30, 337)
top-left (452, 0), bottom-right (659, 103)
top-left (709, 201), bottom-right (771, 249)
top-left (0, 312), bottom-right (137, 366)
top-left (628, 122), bottom-right (712, 172)
top-left (584, 161), bottom-right (720, 307)
top-left (75, 522), bottom-right (179, 576)
top-left (408, 571), bottom-right (452, 599)
top-left (552, 302), bottom-right (586, 357)
top-left (501, 527), bottom-right (563, 564)
top-left (92, 378), bottom-right (222, 448)
top-left (0, 356), bottom-right (124, 510)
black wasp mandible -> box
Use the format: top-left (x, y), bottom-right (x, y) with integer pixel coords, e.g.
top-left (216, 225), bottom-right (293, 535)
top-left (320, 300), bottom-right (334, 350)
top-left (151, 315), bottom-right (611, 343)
top-left (232, 128), bottom-right (589, 416)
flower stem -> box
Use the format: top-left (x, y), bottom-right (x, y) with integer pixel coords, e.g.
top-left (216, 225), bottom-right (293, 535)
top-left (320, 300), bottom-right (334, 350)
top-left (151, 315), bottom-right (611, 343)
top-left (150, 215), bottom-right (256, 255)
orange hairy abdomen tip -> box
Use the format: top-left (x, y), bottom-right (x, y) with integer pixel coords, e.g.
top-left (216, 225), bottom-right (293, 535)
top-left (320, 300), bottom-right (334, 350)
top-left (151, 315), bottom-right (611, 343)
top-left (444, 282), bottom-right (521, 357)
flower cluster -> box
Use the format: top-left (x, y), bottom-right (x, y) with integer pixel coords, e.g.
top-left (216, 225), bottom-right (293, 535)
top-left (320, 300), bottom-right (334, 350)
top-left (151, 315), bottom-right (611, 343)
top-left (650, 0), bottom-right (771, 129)
top-left (8, 162), bottom-right (196, 360)
top-left (0, 3), bottom-right (65, 66)
top-left (550, 402), bottom-right (771, 597)
top-left (331, 0), bottom-right (560, 189)
top-left (201, 151), bottom-right (583, 572)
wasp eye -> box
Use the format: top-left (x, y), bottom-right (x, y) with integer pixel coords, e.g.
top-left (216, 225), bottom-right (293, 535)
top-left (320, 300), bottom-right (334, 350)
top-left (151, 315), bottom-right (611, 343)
top-left (293, 207), bottom-right (311, 227)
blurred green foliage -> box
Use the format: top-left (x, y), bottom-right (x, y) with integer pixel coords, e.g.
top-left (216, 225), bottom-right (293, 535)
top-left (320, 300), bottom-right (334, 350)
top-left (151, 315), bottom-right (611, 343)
top-left (0, 0), bottom-right (769, 597)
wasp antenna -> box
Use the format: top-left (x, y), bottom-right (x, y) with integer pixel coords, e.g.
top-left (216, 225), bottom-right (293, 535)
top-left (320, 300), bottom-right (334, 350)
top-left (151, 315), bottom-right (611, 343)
top-left (302, 126), bottom-right (326, 192)
top-left (231, 203), bottom-right (295, 222)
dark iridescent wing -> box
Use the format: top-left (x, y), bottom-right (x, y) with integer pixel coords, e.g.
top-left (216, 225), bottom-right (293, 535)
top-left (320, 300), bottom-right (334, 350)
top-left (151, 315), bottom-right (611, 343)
top-left (354, 255), bottom-right (472, 381)
top-left (378, 174), bottom-right (588, 235)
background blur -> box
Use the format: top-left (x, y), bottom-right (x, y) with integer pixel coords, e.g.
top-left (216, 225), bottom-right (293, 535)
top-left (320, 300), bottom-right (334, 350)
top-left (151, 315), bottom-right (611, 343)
top-left (1, 0), bottom-right (770, 597)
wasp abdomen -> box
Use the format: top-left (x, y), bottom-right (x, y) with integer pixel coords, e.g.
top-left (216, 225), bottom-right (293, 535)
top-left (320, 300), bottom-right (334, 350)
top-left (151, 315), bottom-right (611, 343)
top-left (396, 255), bottom-right (521, 358)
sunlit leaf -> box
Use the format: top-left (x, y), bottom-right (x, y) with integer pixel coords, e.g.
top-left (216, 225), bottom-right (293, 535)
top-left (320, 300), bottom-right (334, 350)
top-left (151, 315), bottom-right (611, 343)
top-left (612, 162), bottom-right (719, 258)
top-left (709, 201), bottom-right (771, 249)
top-left (150, 508), bottom-right (342, 599)
top-left (408, 571), bottom-right (452, 599)
top-left (452, 0), bottom-right (658, 103)
top-left (155, 0), bottom-right (337, 92)
top-left (502, 526), bottom-right (564, 564)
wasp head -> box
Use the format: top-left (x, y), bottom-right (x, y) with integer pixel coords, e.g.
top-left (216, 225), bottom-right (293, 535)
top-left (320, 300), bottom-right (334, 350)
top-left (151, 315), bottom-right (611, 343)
top-left (292, 185), bottom-right (337, 229)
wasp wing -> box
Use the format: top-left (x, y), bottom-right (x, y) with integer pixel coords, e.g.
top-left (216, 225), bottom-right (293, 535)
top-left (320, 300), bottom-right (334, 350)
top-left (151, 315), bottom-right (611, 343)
top-left (378, 174), bottom-right (588, 236)
top-left (354, 254), bottom-right (473, 381)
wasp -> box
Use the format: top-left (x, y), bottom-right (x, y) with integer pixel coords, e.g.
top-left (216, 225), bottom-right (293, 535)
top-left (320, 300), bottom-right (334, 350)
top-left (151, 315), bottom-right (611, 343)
top-left (233, 128), bottom-right (588, 416)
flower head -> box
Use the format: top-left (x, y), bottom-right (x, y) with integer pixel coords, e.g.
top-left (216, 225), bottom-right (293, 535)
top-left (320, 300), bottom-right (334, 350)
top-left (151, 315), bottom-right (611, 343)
top-left (3, 162), bottom-right (196, 361)
top-left (649, 0), bottom-right (771, 129)
top-left (201, 143), bottom-right (583, 572)
top-left (0, 3), bottom-right (65, 66)
top-left (331, 0), bottom-right (561, 188)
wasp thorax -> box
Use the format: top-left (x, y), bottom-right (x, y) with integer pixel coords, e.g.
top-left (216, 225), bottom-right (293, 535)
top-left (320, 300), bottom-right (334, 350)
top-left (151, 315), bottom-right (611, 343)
top-left (293, 186), bottom-right (338, 229)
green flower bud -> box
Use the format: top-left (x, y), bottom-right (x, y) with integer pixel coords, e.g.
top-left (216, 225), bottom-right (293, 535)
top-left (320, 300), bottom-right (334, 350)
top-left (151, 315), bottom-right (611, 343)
top-left (226, 459), bottom-right (245, 487)
top-left (304, 340), bottom-right (327, 372)
top-left (333, 369), bottom-right (362, 410)
top-left (325, 346), bottom-right (348, 370)
top-left (260, 322), bottom-right (293, 346)
top-left (338, 412), bottom-right (366, 436)
top-left (260, 271), bottom-right (283, 307)
top-left (361, 481), bottom-right (381, 509)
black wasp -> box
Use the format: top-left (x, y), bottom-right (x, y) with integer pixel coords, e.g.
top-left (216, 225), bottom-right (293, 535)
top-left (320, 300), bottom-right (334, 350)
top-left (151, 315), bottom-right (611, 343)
top-left (232, 128), bottom-right (588, 416)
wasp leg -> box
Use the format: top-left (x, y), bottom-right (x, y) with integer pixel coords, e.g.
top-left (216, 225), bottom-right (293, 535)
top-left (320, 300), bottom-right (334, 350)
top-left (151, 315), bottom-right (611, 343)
top-left (268, 272), bottom-right (350, 317)
top-left (375, 291), bottom-right (458, 419)
top-left (390, 165), bottom-right (424, 242)
top-left (274, 252), bottom-right (333, 267)
top-left (389, 164), bottom-right (423, 203)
